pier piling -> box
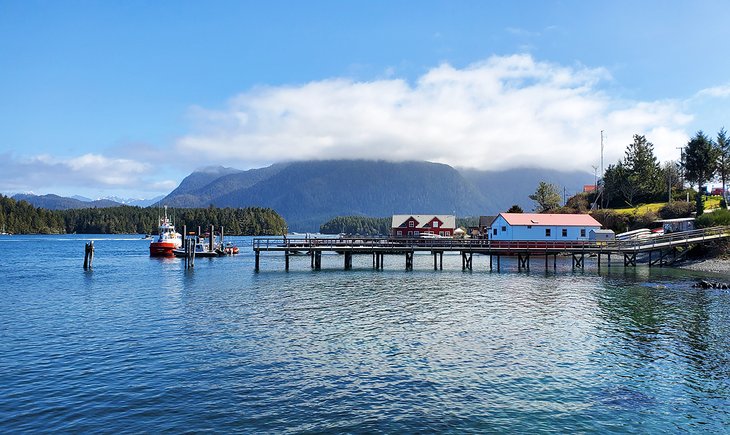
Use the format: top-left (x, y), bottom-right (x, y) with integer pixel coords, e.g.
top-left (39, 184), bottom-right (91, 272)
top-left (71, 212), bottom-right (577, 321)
top-left (83, 241), bottom-right (94, 270)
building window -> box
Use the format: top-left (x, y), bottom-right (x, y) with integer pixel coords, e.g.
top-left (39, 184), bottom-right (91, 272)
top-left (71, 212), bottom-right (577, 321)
top-left (439, 231), bottom-right (445, 236)
top-left (501, 226), bottom-right (506, 232)
top-left (397, 230), bottom-right (402, 236)
top-left (414, 231), bottom-right (420, 237)
top-left (493, 229), bottom-right (497, 236)
top-left (407, 231), bottom-right (413, 236)
top-left (409, 221), bottom-right (414, 228)
top-left (545, 229), bottom-right (551, 237)
top-left (580, 229), bottom-right (586, 237)
top-left (433, 221), bottom-right (439, 228)
top-left (562, 228), bottom-right (567, 237)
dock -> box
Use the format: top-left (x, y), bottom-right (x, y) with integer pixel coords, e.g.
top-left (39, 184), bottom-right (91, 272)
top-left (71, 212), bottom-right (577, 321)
top-left (252, 226), bottom-right (730, 272)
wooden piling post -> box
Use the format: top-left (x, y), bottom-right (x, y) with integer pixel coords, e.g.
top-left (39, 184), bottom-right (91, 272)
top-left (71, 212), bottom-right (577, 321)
top-left (255, 250), bottom-right (260, 272)
top-left (83, 241), bottom-right (94, 270)
top-left (189, 238), bottom-right (195, 268)
top-left (314, 251), bottom-right (322, 270)
top-left (285, 251), bottom-right (290, 271)
top-left (344, 251), bottom-right (352, 270)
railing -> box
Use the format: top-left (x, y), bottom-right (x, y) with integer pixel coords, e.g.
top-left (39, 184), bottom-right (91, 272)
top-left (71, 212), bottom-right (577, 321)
top-left (253, 226), bottom-right (730, 253)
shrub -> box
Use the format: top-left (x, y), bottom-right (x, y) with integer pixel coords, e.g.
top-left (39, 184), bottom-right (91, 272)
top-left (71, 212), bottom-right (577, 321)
top-left (629, 211), bottom-right (659, 231)
top-left (696, 208), bottom-right (730, 228)
top-left (591, 209), bottom-right (629, 233)
top-left (659, 201), bottom-right (694, 219)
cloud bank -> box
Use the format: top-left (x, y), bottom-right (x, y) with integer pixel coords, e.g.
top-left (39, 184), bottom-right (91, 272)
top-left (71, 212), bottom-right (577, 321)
top-left (0, 153), bottom-right (177, 195)
top-left (178, 54), bottom-right (692, 171)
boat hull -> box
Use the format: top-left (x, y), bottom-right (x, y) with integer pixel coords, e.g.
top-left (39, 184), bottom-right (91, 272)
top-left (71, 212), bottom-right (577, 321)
top-left (150, 242), bottom-right (179, 257)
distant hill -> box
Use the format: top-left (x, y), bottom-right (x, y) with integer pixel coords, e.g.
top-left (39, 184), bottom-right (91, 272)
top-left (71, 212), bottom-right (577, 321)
top-left (160, 164), bottom-right (285, 208)
top-left (459, 167), bottom-right (593, 213)
top-left (160, 160), bottom-right (592, 231)
top-left (12, 194), bottom-right (122, 210)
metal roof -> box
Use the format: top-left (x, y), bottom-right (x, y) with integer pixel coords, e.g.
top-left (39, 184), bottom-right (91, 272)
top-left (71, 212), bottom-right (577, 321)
top-left (499, 213), bottom-right (601, 227)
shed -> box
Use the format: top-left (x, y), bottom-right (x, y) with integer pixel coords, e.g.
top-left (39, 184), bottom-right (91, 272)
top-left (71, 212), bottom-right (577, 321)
top-left (655, 218), bottom-right (695, 233)
top-left (589, 229), bottom-right (615, 242)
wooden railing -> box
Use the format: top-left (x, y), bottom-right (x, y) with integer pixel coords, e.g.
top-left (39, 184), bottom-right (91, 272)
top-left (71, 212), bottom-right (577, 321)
top-left (253, 226), bottom-right (730, 253)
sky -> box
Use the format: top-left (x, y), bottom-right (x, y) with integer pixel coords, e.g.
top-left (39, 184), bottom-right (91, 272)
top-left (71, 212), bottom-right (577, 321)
top-left (2, 0), bottom-right (730, 199)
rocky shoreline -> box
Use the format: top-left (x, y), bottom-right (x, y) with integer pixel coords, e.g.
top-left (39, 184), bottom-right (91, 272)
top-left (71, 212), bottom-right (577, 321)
top-left (677, 258), bottom-right (730, 274)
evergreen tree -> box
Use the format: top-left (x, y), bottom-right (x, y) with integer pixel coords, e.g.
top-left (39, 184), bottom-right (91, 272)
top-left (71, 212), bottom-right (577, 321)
top-left (529, 182), bottom-right (561, 212)
top-left (683, 131), bottom-right (719, 215)
top-left (716, 128), bottom-right (729, 202)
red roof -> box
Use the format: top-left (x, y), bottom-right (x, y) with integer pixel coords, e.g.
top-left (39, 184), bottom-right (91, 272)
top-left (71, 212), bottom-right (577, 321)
top-left (500, 213), bottom-right (601, 227)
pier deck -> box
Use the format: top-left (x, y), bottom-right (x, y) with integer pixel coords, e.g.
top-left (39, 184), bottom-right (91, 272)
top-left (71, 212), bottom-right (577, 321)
top-left (252, 226), bottom-right (730, 271)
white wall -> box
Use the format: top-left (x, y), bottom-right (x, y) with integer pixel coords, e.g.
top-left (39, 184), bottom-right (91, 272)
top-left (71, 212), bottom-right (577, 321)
top-left (490, 216), bottom-right (599, 241)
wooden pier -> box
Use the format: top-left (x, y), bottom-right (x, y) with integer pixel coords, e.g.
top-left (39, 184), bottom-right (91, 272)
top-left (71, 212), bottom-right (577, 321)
top-left (252, 226), bottom-right (730, 272)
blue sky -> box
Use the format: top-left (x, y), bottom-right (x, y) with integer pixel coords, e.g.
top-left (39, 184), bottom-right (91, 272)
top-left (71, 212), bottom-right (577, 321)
top-left (2, 1), bottom-right (729, 198)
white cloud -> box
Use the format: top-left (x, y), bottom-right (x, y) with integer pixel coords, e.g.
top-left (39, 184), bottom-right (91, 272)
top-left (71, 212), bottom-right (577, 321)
top-left (696, 84), bottom-right (730, 98)
top-left (0, 153), bottom-right (156, 193)
top-left (176, 54), bottom-right (692, 172)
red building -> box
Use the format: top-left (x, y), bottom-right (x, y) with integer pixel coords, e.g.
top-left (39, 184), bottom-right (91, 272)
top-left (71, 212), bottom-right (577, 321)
top-left (391, 215), bottom-right (456, 238)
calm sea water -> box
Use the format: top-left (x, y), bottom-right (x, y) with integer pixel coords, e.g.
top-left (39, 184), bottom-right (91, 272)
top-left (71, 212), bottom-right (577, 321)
top-left (1, 234), bottom-right (729, 433)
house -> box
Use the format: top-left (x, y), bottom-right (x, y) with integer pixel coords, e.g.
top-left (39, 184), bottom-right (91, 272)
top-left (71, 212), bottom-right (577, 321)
top-left (489, 213), bottom-right (602, 241)
top-left (478, 215), bottom-right (497, 238)
top-left (583, 184), bottom-right (597, 193)
top-left (391, 215), bottom-right (456, 238)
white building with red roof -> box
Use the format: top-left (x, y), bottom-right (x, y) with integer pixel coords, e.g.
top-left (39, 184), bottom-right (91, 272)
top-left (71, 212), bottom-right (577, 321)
top-left (490, 213), bottom-right (602, 241)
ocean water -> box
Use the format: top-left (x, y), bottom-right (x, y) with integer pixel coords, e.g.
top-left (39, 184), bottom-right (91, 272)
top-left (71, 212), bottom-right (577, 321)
top-left (0, 234), bottom-right (729, 433)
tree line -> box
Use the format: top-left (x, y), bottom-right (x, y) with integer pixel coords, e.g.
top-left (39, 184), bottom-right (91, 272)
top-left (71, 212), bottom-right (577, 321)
top-left (528, 130), bottom-right (729, 216)
top-left (0, 195), bottom-right (287, 235)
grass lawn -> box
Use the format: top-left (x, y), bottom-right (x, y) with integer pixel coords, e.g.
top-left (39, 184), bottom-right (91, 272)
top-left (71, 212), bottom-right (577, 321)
top-left (613, 203), bottom-right (667, 215)
top-left (612, 196), bottom-right (723, 215)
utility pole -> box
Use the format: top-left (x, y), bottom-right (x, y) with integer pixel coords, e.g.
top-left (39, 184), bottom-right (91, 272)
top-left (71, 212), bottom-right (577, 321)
top-left (600, 130), bottom-right (604, 178)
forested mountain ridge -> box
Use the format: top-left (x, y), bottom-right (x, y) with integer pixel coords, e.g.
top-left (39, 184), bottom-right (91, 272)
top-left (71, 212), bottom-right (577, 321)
top-left (12, 193), bottom-right (123, 210)
top-left (160, 160), bottom-right (592, 231)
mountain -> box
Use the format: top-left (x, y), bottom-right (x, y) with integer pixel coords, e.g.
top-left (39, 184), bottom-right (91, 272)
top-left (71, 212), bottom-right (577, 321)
top-left (160, 159), bottom-right (593, 231)
top-left (71, 195), bottom-right (93, 202)
top-left (12, 194), bottom-right (122, 210)
top-left (160, 164), bottom-right (286, 208)
top-left (102, 195), bottom-right (166, 207)
top-left (459, 167), bottom-right (593, 212)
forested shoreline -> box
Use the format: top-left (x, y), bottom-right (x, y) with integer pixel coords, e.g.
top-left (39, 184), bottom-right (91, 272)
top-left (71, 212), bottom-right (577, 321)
top-left (0, 195), bottom-right (287, 235)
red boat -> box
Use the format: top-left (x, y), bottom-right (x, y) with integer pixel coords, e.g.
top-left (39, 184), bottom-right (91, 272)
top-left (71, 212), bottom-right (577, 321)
top-left (149, 207), bottom-right (182, 257)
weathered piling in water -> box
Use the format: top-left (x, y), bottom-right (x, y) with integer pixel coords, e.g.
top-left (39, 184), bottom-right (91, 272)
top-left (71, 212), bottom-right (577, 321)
top-left (184, 238), bottom-right (195, 269)
top-left (83, 241), bottom-right (94, 270)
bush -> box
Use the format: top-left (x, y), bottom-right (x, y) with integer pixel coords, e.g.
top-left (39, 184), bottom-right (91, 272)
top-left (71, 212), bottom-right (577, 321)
top-left (659, 201), bottom-right (694, 219)
top-left (696, 208), bottom-right (730, 228)
top-left (629, 211), bottom-right (658, 231)
top-left (591, 209), bottom-right (629, 233)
